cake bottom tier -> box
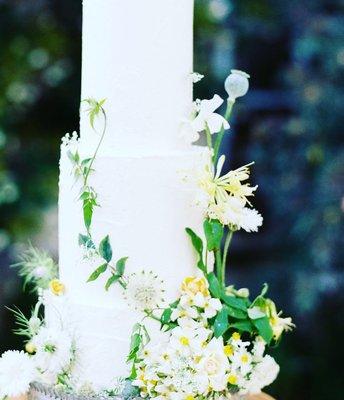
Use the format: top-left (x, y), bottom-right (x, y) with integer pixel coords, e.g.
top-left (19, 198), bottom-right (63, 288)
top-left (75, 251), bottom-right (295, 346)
top-left (44, 293), bottom-right (159, 392)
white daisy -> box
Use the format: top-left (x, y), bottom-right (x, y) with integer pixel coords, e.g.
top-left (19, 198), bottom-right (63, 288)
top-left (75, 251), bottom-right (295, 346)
top-left (0, 350), bottom-right (36, 397)
top-left (32, 327), bottom-right (74, 384)
top-left (124, 270), bottom-right (165, 312)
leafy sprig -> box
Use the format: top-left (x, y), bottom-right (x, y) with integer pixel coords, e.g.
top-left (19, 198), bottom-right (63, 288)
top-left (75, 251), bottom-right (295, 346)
top-left (68, 98), bottom-right (128, 291)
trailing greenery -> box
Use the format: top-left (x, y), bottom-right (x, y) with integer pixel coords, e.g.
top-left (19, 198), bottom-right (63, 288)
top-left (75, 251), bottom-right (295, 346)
top-left (68, 99), bottom-right (128, 291)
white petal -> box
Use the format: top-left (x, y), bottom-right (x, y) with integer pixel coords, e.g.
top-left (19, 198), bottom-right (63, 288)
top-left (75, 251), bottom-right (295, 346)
top-left (206, 113), bottom-right (230, 134)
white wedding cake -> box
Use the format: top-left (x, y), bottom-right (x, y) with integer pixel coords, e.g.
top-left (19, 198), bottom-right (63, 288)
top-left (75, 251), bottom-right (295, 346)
top-left (46, 0), bottom-right (205, 390)
top-left (0, 1), bottom-right (294, 398)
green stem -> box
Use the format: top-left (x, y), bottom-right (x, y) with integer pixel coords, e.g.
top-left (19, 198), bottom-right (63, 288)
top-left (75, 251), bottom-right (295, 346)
top-left (213, 99), bottom-right (234, 162)
top-left (205, 124), bottom-right (213, 151)
top-left (215, 248), bottom-right (223, 286)
top-left (222, 230), bottom-right (234, 285)
top-left (83, 108), bottom-right (107, 186)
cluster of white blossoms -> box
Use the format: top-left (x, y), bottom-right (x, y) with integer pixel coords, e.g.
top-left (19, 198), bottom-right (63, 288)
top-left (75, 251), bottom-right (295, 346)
top-left (133, 277), bottom-right (280, 399)
top-left (182, 70), bottom-right (263, 233)
top-left (0, 288), bottom-right (75, 399)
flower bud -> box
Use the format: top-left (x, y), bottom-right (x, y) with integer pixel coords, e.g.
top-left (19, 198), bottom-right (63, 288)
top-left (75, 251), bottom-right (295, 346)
top-left (25, 342), bottom-right (36, 354)
top-left (224, 69), bottom-right (250, 101)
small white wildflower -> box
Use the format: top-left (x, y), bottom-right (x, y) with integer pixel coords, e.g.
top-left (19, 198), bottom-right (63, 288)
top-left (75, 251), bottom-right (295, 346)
top-left (190, 72), bottom-right (204, 83)
top-left (125, 271), bottom-right (165, 312)
top-left (209, 197), bottom-right (263, 233)
top-left (225, 69), bottom-right (250, 102)
top-left (0, 350), bottom-right (36, 397)
top-left (61, 131), bottom-right (79, 148)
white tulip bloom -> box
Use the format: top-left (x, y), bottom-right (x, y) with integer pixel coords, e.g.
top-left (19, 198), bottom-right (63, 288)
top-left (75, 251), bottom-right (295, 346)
top-left (225, 69), bottom-right (250, 101)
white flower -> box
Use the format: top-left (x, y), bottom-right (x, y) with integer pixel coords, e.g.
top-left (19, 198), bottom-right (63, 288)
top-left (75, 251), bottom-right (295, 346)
top-left (124, 270), bottom-right (165, 312)
top-left (224, 70), bottom-right (250, 102)
top-left (252, 336), bottom-right (266, 361)
top-left (193, 293), bottom-right (222, 319)
top-left (182, 96), bottom-right (230, 144)
top-left (32, 327), bottom-right (74, 384)
top-left (209, 197), bottom-right (263, 232)
top-left (190, 72), bottom-right (204, 83)
top-left (198, 338), bottom-right (230, 391)
top-left (0, 350), bottom-right (36, 397)
top-left (171, 304), bottom-right (199, 322)
top-left (246, 355), bottom-right (280, 394)
top-left (192, 95), bottom-right (230, 135)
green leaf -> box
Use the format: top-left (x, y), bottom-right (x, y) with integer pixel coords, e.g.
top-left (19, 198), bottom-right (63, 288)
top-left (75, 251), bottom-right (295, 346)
top-left (116, 257), bottom-right (128, 276)
top-left (203, 219), bottom-right (224, 251)
top-left (105, 274), bottom-right (121, 291)
top-left (87, 263), bottom-right (108, 282)
top-left (81, 158), bottom-right (92, 167)
top-left (185, 228), bottom-right (206, 273)
top-left (214, 307), bottom-right (229, 338)
top-left (229, 320), bottom-right (254, 334)
top-left (78, 234), bottom-right (95, 249)
top-left (99, 235), bottom-right (113, 262)
top-left (221, 294), bottom-right (248, 311)
top-left (207, 272), bottom-right (223, 298)
top-left (83, 199), bottom-right (93, 230)
top-left (227, 306), bottom-right (248, 320)
top-left (161, 308), bottom-right (173, 325)
top-left (252, 316), bottom-right (273, 344)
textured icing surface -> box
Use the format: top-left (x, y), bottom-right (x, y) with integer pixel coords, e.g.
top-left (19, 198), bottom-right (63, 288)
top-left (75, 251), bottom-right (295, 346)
top-left (81, 0), bottom-right (194, 153)
top-left (49, 147), bottom-right (207, 388)
top-left (48, 0), bottom-right (203, 390)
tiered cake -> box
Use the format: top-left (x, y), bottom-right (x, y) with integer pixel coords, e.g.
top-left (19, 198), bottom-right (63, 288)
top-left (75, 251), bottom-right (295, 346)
top-left (47, 0), bottom-right (205, 390)
top-left (0, 1), bottom-right (294, 398)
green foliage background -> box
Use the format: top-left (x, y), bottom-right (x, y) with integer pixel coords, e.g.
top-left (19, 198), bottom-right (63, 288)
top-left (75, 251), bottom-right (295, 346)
top-left (0, 1), bottom-right (343, 398)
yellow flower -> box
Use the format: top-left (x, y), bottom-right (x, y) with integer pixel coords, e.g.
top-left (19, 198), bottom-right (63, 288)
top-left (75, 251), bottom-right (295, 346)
top-left (181, 276), bottom-right (210, 297)
top-left (49, 279), bottom-right (65, 296)
top-left (231, 332), bottom-right (241, 341)
top-left (198, 155), bottom-right (257, 207)
top-left (185, 396), bottom-right (195, 400)
top-left (25, 342), bottom-right (36, 354)
top-left (228, 373), bottom-right (238, 385)
top-left (265, 299), bottom-right (295, 340)
top-left (223, 344), bottom-right (233, 356)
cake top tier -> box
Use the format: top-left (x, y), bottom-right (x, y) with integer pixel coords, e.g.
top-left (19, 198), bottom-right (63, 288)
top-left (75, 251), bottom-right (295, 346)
top-left (80, 0), bottom-right (194, 153)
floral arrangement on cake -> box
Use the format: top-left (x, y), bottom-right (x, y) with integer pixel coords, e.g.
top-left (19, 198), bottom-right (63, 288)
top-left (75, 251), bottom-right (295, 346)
top-left (0, 70), bottom-right (294, 400)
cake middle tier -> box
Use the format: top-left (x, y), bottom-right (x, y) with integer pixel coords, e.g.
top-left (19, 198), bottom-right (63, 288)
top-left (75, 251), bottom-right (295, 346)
top-left (58, 145), bottom-right (207, 307)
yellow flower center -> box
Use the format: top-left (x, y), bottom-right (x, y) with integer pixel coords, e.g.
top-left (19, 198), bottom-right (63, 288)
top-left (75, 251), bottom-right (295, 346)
top-left (241, 354), bottom-right (249, 363)
top-left (223, 345), bottom-right (233, 356)
top-left (232, 332), bottom-right (241, 341)
top-left (228, 374), bottom-right (238, 385)
top-left (180, 336), bottom-right (189, 346)
top-left (185, 396), bottom-right (195, 400)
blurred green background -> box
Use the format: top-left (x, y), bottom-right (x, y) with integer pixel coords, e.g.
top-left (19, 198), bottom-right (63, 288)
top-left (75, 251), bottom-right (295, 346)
top-left (0, 1), bottom-right (343, 398)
